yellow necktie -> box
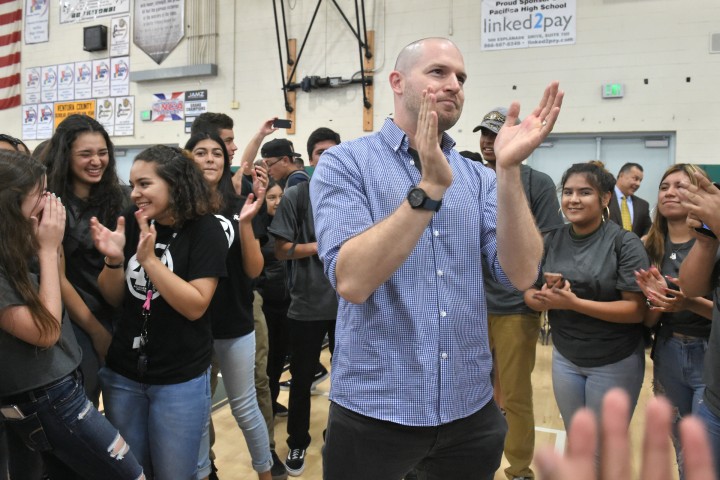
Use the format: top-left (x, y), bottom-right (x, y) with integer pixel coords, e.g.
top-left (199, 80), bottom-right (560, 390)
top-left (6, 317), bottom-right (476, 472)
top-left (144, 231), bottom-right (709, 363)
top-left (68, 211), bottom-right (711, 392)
top-left (620, 196), bottom-right (632, 231)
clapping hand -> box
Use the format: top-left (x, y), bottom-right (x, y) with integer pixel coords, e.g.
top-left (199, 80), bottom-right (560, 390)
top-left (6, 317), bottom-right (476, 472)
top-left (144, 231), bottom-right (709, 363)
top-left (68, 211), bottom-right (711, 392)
top-left (90, 215), bottom-right (126, 260)
top-left (494, 82), bottom-right (564, 169)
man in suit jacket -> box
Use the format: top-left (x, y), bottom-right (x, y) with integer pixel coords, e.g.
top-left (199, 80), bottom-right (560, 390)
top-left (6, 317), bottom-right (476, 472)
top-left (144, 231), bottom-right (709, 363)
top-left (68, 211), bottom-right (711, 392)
top-left (608, 162), bottom-right (653, 238)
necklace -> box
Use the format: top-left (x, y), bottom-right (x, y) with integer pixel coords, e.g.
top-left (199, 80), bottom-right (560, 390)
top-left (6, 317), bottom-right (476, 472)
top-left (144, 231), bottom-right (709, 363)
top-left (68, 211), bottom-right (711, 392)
top-left (668, 239), bottom-right (693, 260)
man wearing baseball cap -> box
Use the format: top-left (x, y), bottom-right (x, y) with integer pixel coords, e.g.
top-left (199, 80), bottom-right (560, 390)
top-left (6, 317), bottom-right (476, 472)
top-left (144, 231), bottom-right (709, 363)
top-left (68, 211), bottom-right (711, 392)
top-left (261, 138), bottom-right (309, 188)
top-left (475, 107), bottom-right (563, 480)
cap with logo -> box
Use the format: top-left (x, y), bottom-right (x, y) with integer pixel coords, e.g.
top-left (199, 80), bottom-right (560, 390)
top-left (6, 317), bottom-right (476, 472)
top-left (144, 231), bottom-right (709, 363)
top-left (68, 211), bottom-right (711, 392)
top-left (472, 107), bottom-right (518, 135)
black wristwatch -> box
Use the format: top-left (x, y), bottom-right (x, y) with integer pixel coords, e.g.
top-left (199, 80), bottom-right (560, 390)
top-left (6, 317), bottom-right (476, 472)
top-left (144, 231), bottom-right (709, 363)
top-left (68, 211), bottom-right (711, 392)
top-left (407, 187), bottom-right (442, 212)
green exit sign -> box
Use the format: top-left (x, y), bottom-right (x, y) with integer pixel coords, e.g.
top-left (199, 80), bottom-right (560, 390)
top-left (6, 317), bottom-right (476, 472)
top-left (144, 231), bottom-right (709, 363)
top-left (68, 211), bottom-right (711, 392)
top-left (602, 83), bottom-right (625, 98)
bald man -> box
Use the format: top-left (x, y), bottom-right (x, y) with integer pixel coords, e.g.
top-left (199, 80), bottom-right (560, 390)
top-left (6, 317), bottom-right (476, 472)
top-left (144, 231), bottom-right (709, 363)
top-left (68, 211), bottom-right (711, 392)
top-left (311, 37), bottom-right (563, 479)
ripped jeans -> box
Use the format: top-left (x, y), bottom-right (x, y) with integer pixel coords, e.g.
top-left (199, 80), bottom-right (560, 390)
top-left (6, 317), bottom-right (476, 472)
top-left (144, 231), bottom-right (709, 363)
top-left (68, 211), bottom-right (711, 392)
top-left (2, 369), bottom-right (144, 480)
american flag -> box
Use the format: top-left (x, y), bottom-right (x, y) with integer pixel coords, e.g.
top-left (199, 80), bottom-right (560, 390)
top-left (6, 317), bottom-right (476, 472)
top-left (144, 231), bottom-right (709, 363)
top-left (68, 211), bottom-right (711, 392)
top-left (0, 0), bottom-right (21, 110)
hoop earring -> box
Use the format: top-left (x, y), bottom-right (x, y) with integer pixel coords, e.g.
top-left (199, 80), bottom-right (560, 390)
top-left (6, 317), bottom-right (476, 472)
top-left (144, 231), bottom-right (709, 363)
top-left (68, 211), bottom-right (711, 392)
top-left (558, 207), bottom-right (565, 219)
top-left (603, 205), bottom-right (609, 222)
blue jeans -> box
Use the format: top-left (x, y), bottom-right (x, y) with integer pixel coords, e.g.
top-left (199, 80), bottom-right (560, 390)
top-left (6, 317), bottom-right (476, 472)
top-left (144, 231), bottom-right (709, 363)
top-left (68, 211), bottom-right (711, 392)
top-left (198, 333), bottom-right (272, 477)
top-left (99, 367), bottom-right (210, 480)
top-left (2, 370), bottom-right (144, 479)
top-left (696, 401), bottom-right (720, 479)
top-left (654, 335), bottom-right (708, 478)
top-left (552, 344), bottom-right (645, 430)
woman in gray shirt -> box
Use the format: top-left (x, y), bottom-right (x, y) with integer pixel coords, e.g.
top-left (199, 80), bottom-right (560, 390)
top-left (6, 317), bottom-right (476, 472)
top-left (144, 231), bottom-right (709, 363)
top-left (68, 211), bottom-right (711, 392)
top-left (0, 151), bottom-right (144, 479)
top-left (524, 161), bottom-right (649, 430)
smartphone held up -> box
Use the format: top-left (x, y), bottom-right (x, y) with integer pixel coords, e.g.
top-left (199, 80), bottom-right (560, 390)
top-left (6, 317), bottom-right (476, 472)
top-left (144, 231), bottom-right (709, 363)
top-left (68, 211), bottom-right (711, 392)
top-left (272, 119), bottom-right (292, 129)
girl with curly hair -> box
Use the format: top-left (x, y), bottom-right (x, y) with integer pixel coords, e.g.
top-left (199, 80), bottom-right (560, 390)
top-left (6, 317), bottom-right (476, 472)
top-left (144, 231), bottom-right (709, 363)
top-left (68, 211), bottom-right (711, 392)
top-left (91, 145), bottom-right (229, 479)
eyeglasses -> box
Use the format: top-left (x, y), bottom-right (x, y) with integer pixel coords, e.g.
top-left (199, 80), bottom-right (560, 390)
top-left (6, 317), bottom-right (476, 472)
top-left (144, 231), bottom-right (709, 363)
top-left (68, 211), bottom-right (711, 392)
top-left (265, 157), bottom-right (284, 168)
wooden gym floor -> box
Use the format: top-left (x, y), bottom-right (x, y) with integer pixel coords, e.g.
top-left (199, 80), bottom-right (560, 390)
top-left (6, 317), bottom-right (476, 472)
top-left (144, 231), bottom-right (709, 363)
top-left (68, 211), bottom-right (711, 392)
top-left (209, 340), bottom-right (672, 480)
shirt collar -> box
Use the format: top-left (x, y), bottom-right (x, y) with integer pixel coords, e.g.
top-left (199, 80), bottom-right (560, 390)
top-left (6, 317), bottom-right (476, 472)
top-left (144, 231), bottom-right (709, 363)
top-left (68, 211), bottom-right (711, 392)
top-left (379, 118), bottom-right (457, 154)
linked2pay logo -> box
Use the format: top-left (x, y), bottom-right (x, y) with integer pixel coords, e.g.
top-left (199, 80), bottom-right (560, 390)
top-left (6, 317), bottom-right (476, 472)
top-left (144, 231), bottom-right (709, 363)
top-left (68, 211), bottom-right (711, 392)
top-left (481, 0), bottom-right (576, 50)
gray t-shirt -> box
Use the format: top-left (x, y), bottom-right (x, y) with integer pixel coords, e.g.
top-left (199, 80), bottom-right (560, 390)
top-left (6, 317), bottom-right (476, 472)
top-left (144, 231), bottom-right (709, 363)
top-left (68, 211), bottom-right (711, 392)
top-left (656, 237), bottom-right (715, 339)
top-left (541, 221), bottom-right (649, 367)
top-left (485, 164), bottom-right (563, 314)
top-left (268, 182), bottom-right (338, 321)
top-left (0, 263), bottom-right (81, 397)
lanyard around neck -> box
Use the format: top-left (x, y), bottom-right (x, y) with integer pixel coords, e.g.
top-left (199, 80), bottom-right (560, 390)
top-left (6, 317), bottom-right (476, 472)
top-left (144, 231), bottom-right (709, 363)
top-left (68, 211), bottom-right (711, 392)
top-left (141, 222), bottom-right (177, 314)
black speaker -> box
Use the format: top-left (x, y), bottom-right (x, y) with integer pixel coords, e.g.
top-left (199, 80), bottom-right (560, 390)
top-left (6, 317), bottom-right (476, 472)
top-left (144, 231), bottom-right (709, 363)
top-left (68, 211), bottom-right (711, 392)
top-left (83, 25), bottom-right (107, 52)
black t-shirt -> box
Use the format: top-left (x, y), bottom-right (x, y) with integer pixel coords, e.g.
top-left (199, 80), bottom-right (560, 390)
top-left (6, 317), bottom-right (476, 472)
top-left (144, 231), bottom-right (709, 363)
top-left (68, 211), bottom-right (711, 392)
top-left (0, 262), bottom-right (82, 396)
top-left (106, 210), bottom-right (228, 385)
top-left (208, 197), bottom-right (265, 339)
top-left (63, 192), bottom-right (128, 330)
top-left (656, 237), bottom-right (715, 339)
top-left (257, 228), bottom-right (290, 305)
top-left (541, 221), bottom-right (649, 367)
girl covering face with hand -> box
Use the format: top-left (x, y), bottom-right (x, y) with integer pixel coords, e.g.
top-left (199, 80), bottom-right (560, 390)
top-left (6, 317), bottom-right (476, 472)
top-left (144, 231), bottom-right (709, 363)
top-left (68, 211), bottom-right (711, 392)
top-left (0, 151), bottom-right (144, 479)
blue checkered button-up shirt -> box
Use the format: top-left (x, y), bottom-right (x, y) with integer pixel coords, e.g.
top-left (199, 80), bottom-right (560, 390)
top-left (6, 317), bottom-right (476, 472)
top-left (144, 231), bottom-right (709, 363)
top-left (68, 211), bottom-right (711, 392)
top-left (311, 118), bottom-right (513, 427)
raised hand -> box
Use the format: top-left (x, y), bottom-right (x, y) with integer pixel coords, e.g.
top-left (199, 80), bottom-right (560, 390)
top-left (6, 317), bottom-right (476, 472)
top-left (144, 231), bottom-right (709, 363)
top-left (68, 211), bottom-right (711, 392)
top-left (494, 82), bottom-right (564, 169)
top-left (252, 164), bottom-right (269, 196)
top-left (90, 215), bottom-right (126, 260)
top-left (35, 193), bottom-right (66, 254)
top-left (417, 87), bottom-right (453, 191)
top-left (678, 173), bottom-right (720, 236)
top-left (239, 190), bottom-right (265, 224)
top-left (134, 210), bottom-right (157, 266)
top-left (535, 388), bottom-right (715, 480)
top-left (259, 117), bottom-right (279, 137)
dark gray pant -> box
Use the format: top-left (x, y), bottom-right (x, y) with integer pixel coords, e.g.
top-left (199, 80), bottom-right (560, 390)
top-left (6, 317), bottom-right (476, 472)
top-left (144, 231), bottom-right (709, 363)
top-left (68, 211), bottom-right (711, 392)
top-left (323, 400), bottom-right (507, 480)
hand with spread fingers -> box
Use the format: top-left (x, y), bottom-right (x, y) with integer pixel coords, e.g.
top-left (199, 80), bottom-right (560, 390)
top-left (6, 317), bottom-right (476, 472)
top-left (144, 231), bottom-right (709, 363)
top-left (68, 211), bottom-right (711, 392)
top-left (535, 388), bottom-right (716, 480)
top-left (494, 81), bottom-right (564, 169)
top-left (239, 190), bottom-right (265, 224)
top-left (90, 215), bottom-right (126, 260)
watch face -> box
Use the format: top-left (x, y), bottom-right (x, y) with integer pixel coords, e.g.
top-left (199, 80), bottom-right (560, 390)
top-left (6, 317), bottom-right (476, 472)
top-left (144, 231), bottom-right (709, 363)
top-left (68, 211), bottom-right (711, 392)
top-left (408, 188), bottom-right (425, 207)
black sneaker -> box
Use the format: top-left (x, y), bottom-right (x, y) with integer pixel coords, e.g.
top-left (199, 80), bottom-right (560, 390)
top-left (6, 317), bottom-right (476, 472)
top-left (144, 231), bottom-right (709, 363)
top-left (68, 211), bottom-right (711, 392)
top-left (274, 402), bottom-right (288, 417)
top-left (280, 364), bottom-right (329, 391)
top-left (285, 448), bottom-right (306, 476)
top-left (271, 450), bottom-right (288, 480)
